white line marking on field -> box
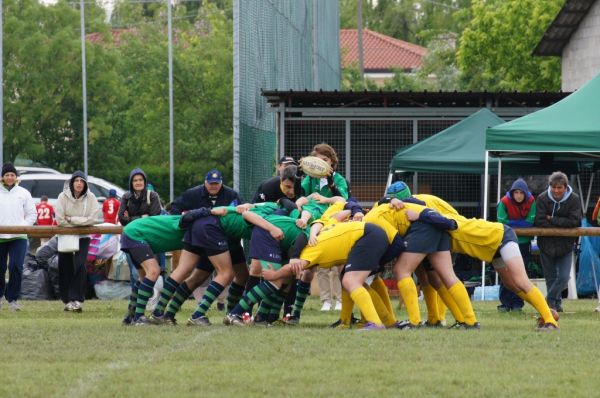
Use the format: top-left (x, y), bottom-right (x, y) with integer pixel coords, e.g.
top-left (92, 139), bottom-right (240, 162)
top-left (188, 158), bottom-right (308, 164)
top-left (64, 328), bottom-right (220, 398)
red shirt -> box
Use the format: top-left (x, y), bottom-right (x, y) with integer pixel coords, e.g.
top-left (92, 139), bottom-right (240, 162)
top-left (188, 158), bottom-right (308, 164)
top-left (36, 202), bottom-right (56, 226)
top-left (102, 197), bottom-right (121, 224)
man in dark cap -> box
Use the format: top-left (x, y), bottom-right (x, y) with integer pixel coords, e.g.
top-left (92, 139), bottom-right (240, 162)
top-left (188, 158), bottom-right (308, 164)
top-left (170, 168), bottom-right (243, 214)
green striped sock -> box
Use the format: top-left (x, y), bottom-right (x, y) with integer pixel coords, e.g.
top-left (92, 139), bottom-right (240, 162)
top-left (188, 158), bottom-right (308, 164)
top-left (153, 276), bottom-right (179, 316)
top-left (166, 282), bottom-right (192, 318)
top-left (226, 282), bottom-right (245, 312)
top-left (230, 281), bottom-right (278, 316)
top-left (127, 280), bottom-right (140, 315)
top-left (191, 281), bottom-right (224, 319)
top-left (268, 290), bottom-right (286, 322)
top-left (134, 277), bottom-right (156, 320)
top-left (292, 280), bottom-right (311, 318)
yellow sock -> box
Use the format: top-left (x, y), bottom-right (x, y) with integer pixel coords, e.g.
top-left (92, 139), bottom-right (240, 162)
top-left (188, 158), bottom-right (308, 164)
top-left (339, 289), bottom-right (354, 325)
top-left (370, 277), bottom-right (397, 322)
top-left (437, 284), bottom-right (464, 323)
top-left (518, 287), bottom-right (558, 326)
top-left (397, 277), bottom-right (421, 325)
top-left (448, 281), bottom-right (477, 325)
top-left (350, 287), bottom-right (383, 326)
top-left (437, 292), bottom-right (447, 322)
top-left (367, 286), bottom-right (395, 327)
top-left (422, 284), bottom-right (440, 324)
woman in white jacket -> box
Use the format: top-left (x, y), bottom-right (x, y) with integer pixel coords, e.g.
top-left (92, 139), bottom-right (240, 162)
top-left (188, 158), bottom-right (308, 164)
top-left (0, 163), bottom-right (37, 311)
top-left (55, 171), bottom-right (99, 312)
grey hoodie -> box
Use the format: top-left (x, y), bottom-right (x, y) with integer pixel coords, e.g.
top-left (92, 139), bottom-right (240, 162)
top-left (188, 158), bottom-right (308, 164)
top-left (55, 171), bottom-right (100, 227)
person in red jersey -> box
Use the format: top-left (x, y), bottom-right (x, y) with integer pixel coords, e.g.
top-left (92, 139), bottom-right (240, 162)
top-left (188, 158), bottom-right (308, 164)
top-left (36, 195), bottom-right (56, 226)
top-left (102, 189), bottom-right (121, 224)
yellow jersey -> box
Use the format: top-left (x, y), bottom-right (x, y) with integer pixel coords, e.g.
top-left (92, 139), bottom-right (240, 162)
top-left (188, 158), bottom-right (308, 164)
top-left (413, 194), bottom-right (460, 217)
top-left (363, 202), bottom-right (428, 240)
top-left (410, 194), bottom-right (503, 261)
top-left (300, 221), bottom-right (393, 269)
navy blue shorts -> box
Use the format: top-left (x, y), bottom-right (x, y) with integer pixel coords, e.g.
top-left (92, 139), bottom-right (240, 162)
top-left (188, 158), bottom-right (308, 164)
top-left (122, 245), bottom-right (155, 269)
top-left (193, 241), bottom-right (246, 272)
top-left (379, 233), bottom-right (406, 265)
top-left (249, 226), bottom-right (282, 263)
top-left (404, 221), bottom-right (450, 253)
top-left (183, 216), bottom-right (229, 256)
top-left (344, 224), bottom-right (389, 273)
top-left (493, 225), bottom-right (518, 258)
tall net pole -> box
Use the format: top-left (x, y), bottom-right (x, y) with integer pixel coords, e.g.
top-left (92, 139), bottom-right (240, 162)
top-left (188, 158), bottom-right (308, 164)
top-left (167, 0), bottom-right (174, 202)
top-left (80, 0), bottom-right (88, 175)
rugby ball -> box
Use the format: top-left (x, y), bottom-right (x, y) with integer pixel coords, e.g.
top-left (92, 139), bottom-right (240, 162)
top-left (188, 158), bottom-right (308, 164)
top-left (300, 156), bottom-right (332, 178)
top-left (536, 308), bottom-right (560, 328)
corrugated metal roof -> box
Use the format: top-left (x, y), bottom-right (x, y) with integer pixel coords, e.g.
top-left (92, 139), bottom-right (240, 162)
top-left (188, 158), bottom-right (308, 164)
top-left (261, 90), bottom-right (569, 108)
top-left (533, 0), bottom-right (597, 56)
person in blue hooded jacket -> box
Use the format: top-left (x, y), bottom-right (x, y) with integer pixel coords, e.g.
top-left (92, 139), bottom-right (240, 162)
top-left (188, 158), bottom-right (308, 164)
top-left (496, 178), bottom-right (536, 312)
top-left (534, 171), bottom-right (582, 312)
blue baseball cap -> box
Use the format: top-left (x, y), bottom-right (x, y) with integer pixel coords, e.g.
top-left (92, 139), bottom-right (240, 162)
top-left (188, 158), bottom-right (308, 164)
top-left (205, 169), bottom-right (223, 184)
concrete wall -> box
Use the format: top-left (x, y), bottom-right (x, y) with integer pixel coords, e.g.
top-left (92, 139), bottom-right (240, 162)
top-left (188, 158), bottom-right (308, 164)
top-left (562, 0), bottom-right (600, 91)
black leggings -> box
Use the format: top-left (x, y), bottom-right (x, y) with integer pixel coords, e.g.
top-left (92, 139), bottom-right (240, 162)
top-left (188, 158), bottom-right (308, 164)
top-left (58, 238), bottom-right (91, 303)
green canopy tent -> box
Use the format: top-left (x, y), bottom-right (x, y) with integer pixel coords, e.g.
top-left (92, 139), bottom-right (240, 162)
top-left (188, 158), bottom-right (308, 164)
top-left (390, 108), bottom-right (566, 176)
top-left (484, 72), bottom-right (600, 219)
top-left (391, 108), bottom-right (507, 174)
top-left (483, 72), bottom-right (600, 300)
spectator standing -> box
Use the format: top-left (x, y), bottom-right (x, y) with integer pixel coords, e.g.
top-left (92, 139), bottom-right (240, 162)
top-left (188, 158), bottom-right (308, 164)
top-left (36, 195), bottom-right (56, 246)
top-left (496, 178), bottom-right (536, 312)
top-left (534, 171), bottom-right (582, 312)
top-left (117, 168), bottom-right (162, 288)
top-left (170, 168), bottom-right (243, 214)
top-left (55, 171), bottom-right (100, 313)
top-left (170, 168), bottom-right (245, 311)
top-left (301, 143), bottom-right (349, 311)
top-left (0, 163), bottom-right (37, 311)
top-left (102, 189), bottom-right (121, 224)
top-left (36, 195), bottom-right (56, 226)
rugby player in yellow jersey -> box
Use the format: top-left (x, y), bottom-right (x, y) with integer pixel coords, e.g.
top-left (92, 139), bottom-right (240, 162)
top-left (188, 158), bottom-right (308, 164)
top-left (387, 182), bottom-right (559, 331)
top-left (383, 182), bottom-right (466, 327)
top-left (262, 211), bottom-right (403, 330)
top-left (364, 195), bottom-right (479, 329)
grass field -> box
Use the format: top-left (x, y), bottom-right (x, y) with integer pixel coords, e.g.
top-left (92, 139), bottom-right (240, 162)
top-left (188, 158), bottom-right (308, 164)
top-left (1, 297), bottom-right (599, 398)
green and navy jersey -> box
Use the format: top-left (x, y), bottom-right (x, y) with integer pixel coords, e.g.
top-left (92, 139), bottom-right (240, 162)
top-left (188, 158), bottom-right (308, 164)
top-left (301, 172), bottom-right (349, 199)
top-left (217, 203), bottom-right (279, 240)
top-left (264, 213), bottom-right (310, 251)
top-left (123, 215), bottom-right (184, 253)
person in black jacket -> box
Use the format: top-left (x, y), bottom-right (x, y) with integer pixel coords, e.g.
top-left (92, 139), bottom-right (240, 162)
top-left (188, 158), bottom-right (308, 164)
top-left (118, 168), bottom-right (162, 226)
top-left (118, 168), bottom-right (162, 292)
top-left (170, 169), bottom-right (243, 214)
top-left (252, 164), bottom-right (300, 203)
top-left (534, 171), bottom-right (582, 312)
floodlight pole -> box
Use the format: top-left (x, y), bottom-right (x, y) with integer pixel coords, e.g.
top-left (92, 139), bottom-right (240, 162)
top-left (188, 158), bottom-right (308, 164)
top-left (80, 0), bottom-right (88, 175)
top-left (167, 0), bottom-right (174, 202)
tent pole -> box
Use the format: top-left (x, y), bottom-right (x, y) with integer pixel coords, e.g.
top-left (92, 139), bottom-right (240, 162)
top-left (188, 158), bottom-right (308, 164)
top-left (481, 151), bottom-right (490, 300)
top-left (495, 158), bottom-right (502, 285)
top-left (585, 173), bottom-right (594, 215)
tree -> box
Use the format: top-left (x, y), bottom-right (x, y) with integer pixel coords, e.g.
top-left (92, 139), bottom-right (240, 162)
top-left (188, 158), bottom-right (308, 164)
top-left (457, 0), bottom-right (562, 91)
top-left (2, 0), bottom-right (116, 170)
